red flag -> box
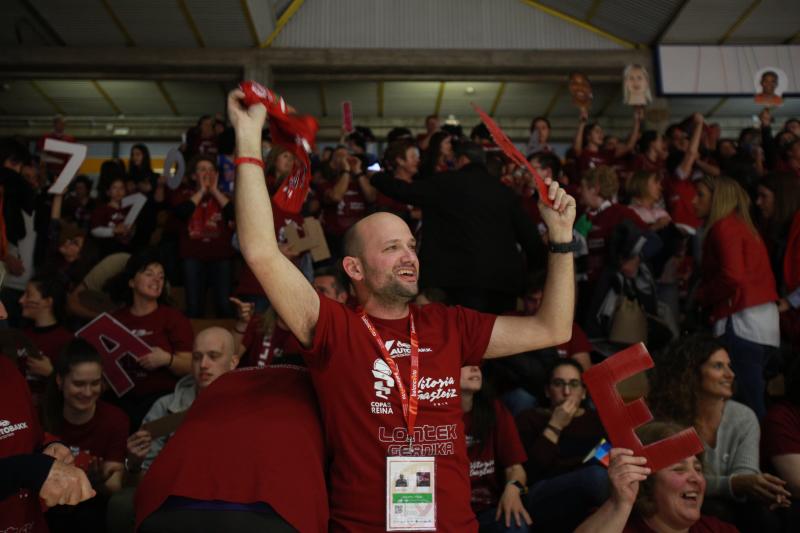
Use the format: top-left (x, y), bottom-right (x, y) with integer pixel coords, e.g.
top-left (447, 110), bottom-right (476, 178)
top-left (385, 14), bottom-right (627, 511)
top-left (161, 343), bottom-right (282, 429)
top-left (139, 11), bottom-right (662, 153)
top-left (471, 103), bottom-right (552, 206)
top-left (240, 81), bottom-right (320, 214)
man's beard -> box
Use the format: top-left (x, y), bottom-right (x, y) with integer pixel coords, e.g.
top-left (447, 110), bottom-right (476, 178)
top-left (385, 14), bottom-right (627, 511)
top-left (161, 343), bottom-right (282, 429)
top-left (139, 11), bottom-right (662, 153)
top-left (370, 277), bottom-right (418, 308)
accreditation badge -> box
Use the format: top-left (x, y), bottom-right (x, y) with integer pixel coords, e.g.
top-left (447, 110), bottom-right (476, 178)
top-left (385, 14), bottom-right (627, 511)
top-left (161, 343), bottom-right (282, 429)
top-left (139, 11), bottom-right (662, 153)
top-left (386, 456), bottom-right (436, 531)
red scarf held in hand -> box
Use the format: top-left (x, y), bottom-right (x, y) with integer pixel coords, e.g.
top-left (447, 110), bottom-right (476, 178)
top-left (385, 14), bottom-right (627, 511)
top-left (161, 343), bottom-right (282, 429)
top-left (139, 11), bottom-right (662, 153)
top-left (240, 81), bottom-right (319, 214)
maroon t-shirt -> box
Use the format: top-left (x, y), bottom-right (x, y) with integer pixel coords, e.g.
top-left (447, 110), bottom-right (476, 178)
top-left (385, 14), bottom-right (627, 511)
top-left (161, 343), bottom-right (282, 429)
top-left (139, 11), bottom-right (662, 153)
top-left (111, 305), bottom-right (194, 397)
top-left (303, 296), bottom-right (496, 532)
top-left (58, 400), bottom-right (129, 464)
top-left (631, 154), bottom-right (666, 182)
top-left (465, 400), bottom-right (527, 513)
top-left (90, 203), bottom-right (130, 231)
top-left (762, 401), bottom-right (800, 466)
top-left (586, 203), bottom-right (647, 283)
top-left (320, 178), bottom-right (368, 237)
top-left (557, 323), bottom-right (592, 359)
top-left (135, 366), bottom-right (328, 533)
top-left (21, 324), bottom-right (74, 398)
top-left (577, 149), bottom-right (617, 175)
top-left (623, 513), bottom-right (738, 532)
top-left (240, 316), bottom-right (303, 368)
top-left (173, 188), bottom-right (234, 261)
top-left (0, 357), bottom-right (48, 533)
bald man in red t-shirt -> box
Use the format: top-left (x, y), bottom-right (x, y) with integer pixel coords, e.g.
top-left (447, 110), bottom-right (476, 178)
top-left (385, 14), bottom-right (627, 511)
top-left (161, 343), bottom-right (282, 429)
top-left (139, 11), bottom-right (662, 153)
top-left (229, 89), bottom-right (578, 532)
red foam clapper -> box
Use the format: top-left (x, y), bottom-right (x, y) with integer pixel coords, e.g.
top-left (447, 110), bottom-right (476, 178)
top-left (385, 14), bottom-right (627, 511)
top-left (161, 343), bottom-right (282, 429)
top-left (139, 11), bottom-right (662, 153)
top-left (582, 343), bottom-right (704, 472)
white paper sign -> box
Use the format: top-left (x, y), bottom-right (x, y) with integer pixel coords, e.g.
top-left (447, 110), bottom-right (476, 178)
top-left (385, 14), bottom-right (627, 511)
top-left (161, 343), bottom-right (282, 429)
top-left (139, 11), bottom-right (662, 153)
top-left (121, 192), bottom-right (147, 227)
top-left (45, 139), bottom-right (88, 194)
top-left (164, 148), bottom-right (185, 190)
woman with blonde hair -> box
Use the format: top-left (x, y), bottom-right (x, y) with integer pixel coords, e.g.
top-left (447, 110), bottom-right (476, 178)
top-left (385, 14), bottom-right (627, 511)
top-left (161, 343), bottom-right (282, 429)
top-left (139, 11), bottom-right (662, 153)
top-left (693, 175), bottom-right (778, 419)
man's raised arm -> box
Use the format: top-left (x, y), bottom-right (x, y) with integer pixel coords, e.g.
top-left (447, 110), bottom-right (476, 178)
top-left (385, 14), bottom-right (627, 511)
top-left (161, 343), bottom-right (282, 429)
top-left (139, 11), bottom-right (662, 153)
top-left (229, 89), bottom-right (319, 347)
top-left (484, 177), bottom-right (576, 358)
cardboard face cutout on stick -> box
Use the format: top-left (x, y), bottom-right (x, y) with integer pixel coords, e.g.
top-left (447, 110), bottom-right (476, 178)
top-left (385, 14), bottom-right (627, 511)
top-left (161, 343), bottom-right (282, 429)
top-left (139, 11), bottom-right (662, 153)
top-left (582, 343), bottom-right (704, 472)
top-left (754, 67), bottom-right (787, 108)
top-left (76, 313), bottom-right (152, 397)
top-left (568, 72), bottom-right (593, 111)
top-left (623, 64), bottom-right (652, 107)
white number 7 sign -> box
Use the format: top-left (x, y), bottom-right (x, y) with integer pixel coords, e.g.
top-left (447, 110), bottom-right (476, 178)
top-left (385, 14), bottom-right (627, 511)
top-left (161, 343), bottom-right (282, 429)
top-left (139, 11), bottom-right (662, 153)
top-left (44, 139), bottom-right (88, 194)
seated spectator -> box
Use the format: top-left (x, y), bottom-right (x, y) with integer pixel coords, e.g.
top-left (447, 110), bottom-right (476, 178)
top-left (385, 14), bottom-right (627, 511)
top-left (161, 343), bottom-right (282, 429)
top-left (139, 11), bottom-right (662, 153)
top-left (693, 176), bottom-right (779, 419)
top-left (44, 192), bottom-right (96, 291)
top-left (135, 365), bottom-right (327, 533)
top-left (575, 422), bottom-right (738, 533)
top-left (173, 155), bottom-right (235, 318)
top-left (649, 334), bottom-right (789, 531)
top-left (515, 360), bottom-right (608, 532)
top-left (461, 365), bottom-right (531, 533)
top-left (1, 349), bottom-right (95, 532)
top-left (90, 164), bottom-right (133, 257)
top-left (127, 144), bottom-right (157, 194)
top-left (18, 276), bottom-right (73, 401)
top-left (40, 338), bottom-right (129, 533)
top-left (107, 327), bottom-right (240, 533)
top-left (61, 175), bottom-right (96, 230)
top-left (762, 357), bottom-right (800, 531)
top-left (106, 251), bottom-right (193, 428)
top-left (319, 146), bottom-right (375, 255)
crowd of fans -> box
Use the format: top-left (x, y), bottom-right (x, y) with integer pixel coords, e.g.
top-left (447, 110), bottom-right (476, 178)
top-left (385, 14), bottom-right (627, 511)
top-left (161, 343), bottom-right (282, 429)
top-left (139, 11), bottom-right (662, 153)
top-left (1, 87), bottom-right (799, 533)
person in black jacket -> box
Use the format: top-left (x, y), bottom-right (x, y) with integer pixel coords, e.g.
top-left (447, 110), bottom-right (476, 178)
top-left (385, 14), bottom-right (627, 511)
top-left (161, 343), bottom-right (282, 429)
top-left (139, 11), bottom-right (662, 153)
top-left (371, 141), bottom-right (546, 314)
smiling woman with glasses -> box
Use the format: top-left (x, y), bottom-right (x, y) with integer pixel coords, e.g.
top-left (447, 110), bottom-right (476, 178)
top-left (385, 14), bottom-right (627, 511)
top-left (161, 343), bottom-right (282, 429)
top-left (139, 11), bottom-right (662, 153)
top-left (514, 359), bottom-right (608, 532)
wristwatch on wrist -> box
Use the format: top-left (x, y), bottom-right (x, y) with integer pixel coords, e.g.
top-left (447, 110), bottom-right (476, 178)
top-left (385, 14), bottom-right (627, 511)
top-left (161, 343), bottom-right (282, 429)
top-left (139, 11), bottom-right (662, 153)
top-left (548, 238), bottom-right (579, 254)
top-left (508, 480), bottom-right (528, 495)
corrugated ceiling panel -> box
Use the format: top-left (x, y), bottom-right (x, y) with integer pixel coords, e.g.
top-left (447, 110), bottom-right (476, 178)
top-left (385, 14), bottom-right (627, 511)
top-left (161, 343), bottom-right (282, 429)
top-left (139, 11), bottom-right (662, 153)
top-left (273, 82), bottom-right (323, 117)
top-left (108, 0), bottom-right (196, 47)
top-left (0, 81), bottom-right (55, 115)
top-left (493, 82), bottom-right (559, 118)
top-left (244, 0), bottom-right (275, 45)
top-left (98, 81), bottom-right (173, 115)
top-left (162, 82), bottom-right (225, 116)
top-left (324, 82), bottom-right (378, 119)
top-left (29, 0), bottom-right (128, 46)
top-left (274, 0), bottom-right (622, 49)
top-left (35, 80), bottom-right (115, 115)
top-left (187, 0), bottom-right (254, 47)
top-left (661, 0), bottom-right (753, 44)
top-left (537, 0), bottom-right (595, 21)
top-left (1, 0), bottom-right (54, 46)
top-left (726, 0), bottom-right (800, 43)
top-left (383, 82), bottom-right (440, 117)
top-left (666, 97), bottom-right (718, 118)
top-left (592, 0), bottom-right (683, 44)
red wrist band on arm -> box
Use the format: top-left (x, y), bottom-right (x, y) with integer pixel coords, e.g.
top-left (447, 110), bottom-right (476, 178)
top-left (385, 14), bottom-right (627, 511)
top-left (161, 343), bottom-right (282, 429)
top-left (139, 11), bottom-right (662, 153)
top-left (234, 157), bottom-right (265, 169)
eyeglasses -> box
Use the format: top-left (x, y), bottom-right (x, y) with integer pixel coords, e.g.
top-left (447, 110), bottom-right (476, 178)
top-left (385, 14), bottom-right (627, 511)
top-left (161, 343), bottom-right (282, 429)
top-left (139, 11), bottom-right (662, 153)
top-left (550, 379), bottom-right (582, 389)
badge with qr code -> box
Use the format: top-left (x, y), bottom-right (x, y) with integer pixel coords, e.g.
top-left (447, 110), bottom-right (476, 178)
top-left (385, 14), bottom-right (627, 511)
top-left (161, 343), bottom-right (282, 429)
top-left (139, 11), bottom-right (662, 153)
top-left (386, 456), bottom-right (436, 531)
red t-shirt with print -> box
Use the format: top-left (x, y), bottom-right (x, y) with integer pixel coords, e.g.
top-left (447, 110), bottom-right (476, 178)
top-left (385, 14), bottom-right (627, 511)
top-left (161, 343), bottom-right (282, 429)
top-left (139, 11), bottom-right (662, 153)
top-left (173, 188), bottom-right (234, 261)
top-left (319, 178), bottom-right (368, 237)
top-left (577, 149), bottom-right (617, 175)
top-left (464, 400), bottom-right (527, 513)
top-left (90, 203), bottom-right (130, 231)
top-left (111, 305), bottom-right (194, 397)
top-left (240, 316), bottom-right (303, 368)
top-left (0, 357), bottom-right (48, 533)
top-left (57, 400), bottom-right (129, 465)
top-left (303, 296), bottom-right (496, 532)
top-left (236, 201), bottom-right (305, 297)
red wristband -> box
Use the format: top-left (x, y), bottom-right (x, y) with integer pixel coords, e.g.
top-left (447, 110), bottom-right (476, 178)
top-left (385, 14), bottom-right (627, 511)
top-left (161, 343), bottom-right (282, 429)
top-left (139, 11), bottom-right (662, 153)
top-left (234, 157), bottom-right (265, 169)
